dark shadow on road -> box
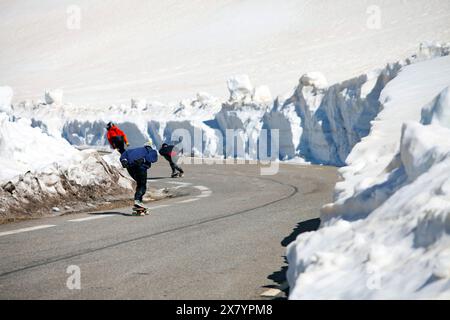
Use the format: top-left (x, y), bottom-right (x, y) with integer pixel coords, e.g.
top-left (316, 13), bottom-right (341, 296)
top-left (265, 218), bottom-right (321, 300)
top-left (147, 177), bottom-right (170, 180)
top-left (281, 218), bottom-right (321, 247)
top-left (90, 212), bottom-right (132, 217)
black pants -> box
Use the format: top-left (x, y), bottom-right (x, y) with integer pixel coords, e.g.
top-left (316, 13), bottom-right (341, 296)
top-left (127, 165), bottom-right (148, 202)
top-left (111, 136), bottom-right (126, 154)
top-left (167, 157), bottom-right (183, 175)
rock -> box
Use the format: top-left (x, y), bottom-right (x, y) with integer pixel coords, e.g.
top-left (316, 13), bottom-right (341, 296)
top-left (44, 89), bottom-right (64, 105)
top-left (52, 207), bottom-right (61, 212)
top-left (3, 181), bottom-right (15, 193)
top-left (299, 72), bottom-right (328, 89)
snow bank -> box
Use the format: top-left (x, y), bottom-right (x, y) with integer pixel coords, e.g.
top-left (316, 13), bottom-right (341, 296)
top-left (0, 113), bottom-right (78, 182)
top-left (0, 113), bottom-right (132, 220)
top-left (10, 44), bottom-right (450, 165)
top-left (12, 91), bottom-right (223, 151)
top-left (329, 55), bottom-right (450, 216)
top-left (287, 55), bottom-right (450, 299)
top-left (215, 101), bottom-right (269, 159)
top-left (265, 63), bottom-right (403, 165)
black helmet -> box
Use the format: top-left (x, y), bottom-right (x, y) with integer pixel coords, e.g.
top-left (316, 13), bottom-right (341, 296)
top-left (162, 143), bottom-right (168, 148)
top-left (106, 122), bottom-right (113, 130)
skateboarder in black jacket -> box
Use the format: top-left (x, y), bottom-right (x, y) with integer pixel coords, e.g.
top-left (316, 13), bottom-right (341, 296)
top-left (159, 143), bottom-right (184, 178)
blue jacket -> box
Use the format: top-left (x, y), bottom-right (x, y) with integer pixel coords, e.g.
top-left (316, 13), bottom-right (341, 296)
top-left (120, 146), bottom-right (158, 169)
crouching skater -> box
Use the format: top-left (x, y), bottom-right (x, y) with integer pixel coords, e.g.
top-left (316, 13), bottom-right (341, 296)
top-left (120, 143), bottom-right (158, 215)
top-left (106, 122), bottom-right (129, 154)
top-left (159, 143), bottom-right (184, 178)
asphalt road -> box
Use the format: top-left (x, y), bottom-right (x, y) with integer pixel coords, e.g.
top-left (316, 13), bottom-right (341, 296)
top-left (0, 160), bottom-right (337, 299)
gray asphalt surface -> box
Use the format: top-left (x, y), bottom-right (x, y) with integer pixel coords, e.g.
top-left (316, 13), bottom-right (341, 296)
top-left (0, 160), bottom-right (337, 299)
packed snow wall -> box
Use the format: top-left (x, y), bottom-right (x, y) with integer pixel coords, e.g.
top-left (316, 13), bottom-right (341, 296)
top-left (62, 120), bottom-right (149, 148)
top-left (10, 44), bottom-right (450, 166)
top-left (287, 55), bottom-right (450, 299)
top-left (10, 68), bottom-right (400, 165)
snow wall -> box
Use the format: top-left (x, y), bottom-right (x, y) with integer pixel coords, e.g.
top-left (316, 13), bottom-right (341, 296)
top-left (9, 43), bottom-right (450, 166)
top-left (286, 53), bottom-right (450, 299)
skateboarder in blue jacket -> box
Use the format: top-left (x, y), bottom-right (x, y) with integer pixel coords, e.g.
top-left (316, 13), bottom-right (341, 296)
top-left (120, 144), bottom-right (158, 209)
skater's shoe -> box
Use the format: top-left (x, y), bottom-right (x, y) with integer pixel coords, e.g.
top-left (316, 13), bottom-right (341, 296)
top-left (132, 200), bottom-right (149, 216)
top-left (171, 173), bottom-right (179, 178)
top-left (134, 200), bottom-right (145, 208)
top-left (178, 172), bottom-right (184, 178)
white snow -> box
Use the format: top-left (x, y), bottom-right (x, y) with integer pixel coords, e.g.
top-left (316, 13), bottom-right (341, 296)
top-left (0, 113), bottom-right (78, 182)
top-left (8, 43), bottom-right (449, 165)
top-left (287, 55), bottom-right (450, 299)
top-left (252, 86), bottom-right (273, 105)
top-left (422, 87), bottom-right (450, 128)
top-left (227, 75), bottom-right (254, 103)
top-left (0, 87), bottom-right (13, 114)
top-left (332, 55), bottom-right (450, 213)
top-left (1, 0), bottom-right (450, 106)
top-left (1, 0), bottom-right (450, 298)
top-left (0, 112), bottom-right (133, 217)
top-left (0, 111), bottom-right (132, 187)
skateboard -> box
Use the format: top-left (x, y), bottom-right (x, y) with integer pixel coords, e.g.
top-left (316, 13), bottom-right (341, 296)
top-left (132, 206), bottom-right (150, 216)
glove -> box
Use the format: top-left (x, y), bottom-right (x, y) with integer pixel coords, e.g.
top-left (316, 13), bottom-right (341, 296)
top-left (120, 159), bottom-right (129, 169)
top-left (126, 143), bottom-right (130, 147)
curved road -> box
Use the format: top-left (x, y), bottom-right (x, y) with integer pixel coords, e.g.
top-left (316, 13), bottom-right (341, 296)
top-left (0, 161), bottom-right (337, 299)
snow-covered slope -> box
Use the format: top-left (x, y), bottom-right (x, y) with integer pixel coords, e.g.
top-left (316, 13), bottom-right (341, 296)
top-left (1, 0), bottom-right (450, 106)
top-left (287, 55), bottom-right (450, 299)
